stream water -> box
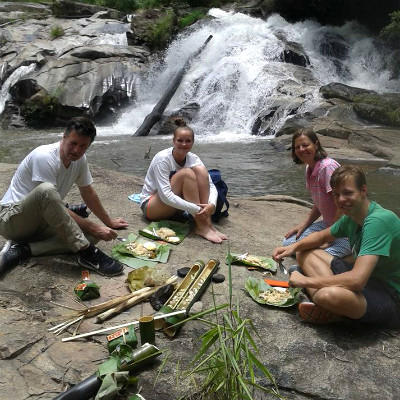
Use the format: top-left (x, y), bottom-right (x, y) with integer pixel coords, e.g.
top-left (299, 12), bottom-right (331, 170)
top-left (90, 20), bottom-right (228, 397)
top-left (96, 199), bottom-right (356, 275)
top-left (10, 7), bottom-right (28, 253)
top-left (1, 128), bottom-right (400, 216)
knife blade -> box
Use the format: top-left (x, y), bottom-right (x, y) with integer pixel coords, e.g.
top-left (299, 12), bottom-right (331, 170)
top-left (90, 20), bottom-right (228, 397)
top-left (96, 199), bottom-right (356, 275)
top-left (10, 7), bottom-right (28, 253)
top-left (279, 262), bottom-right (288, 275)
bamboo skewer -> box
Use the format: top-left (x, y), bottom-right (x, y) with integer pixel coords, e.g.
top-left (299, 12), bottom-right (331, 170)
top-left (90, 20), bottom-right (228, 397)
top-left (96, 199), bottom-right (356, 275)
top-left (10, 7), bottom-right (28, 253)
top-left (62, 310), bottom-right (187, 342)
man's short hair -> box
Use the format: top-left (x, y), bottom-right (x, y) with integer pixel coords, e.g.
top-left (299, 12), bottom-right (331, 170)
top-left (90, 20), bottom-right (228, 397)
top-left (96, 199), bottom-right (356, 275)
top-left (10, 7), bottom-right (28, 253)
top-left (330, 165), bottom-right (367, 191)
top-left (65, 117), bottom-right (96, 143)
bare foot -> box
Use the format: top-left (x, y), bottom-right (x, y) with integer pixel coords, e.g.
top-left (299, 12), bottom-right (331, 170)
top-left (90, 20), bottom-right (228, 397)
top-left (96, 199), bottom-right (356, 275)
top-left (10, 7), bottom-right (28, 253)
top-left (210, 224), bottom-right (228, 240)
top-left (194, 225), bottom-right (223, 244)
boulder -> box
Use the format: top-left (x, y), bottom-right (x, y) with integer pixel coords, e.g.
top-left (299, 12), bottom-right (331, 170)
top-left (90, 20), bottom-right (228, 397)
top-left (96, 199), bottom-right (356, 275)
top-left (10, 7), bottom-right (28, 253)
top-left (320, 82), bottom-right (373, 102)
top-left (317, 31), bottom-right (349, 59)
top-left (320, 82), bottom-right (400, 127)
top-left (385, 49), bottom-right (400, 80)
top-left (252, 99), bottom-right (303, 136)
top-left (128, 8), bottom-right (177, 50)
top-left (150, 102), bottom-right (200, 136)
top-left (51, 0), bottom-right (108, 18)
top-left (276, 37), bottom-right (310, 67)
top-left (1, 12), bottom-right (151, 128)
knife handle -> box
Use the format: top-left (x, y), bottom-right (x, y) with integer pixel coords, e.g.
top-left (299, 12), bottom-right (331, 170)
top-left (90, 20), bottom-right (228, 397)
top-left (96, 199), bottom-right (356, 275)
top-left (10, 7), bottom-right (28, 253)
top-left (264, 279), bottom-right (289, 288)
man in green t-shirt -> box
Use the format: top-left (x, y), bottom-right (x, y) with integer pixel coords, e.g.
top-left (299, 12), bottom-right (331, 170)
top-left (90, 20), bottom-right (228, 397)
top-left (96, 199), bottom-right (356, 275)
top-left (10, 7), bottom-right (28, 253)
top-left (273, 165), bottom-right (400, 327)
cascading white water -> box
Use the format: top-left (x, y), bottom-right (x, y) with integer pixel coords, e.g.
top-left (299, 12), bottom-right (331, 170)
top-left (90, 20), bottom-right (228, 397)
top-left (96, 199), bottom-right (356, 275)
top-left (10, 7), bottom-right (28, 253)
top-left (0, 64), bottom-right (37, 115)
top-left (109, 9), bottom-right (400, 140)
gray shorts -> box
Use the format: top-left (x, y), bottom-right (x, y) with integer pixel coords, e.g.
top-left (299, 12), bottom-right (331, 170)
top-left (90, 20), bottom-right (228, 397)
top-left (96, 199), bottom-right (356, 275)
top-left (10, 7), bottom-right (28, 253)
top-left (331, 257), bottom-right (400, 328)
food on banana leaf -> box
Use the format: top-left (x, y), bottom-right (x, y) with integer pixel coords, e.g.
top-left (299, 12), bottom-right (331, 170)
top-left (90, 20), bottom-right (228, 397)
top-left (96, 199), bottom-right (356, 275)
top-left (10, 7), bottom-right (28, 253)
top-left (244, 255), bottom-right (271, 268)
top-left (125, 241), bottom-right (157, 259)
top-left (259, 288), bottom-right (291, 303)
top-left (167, 236), bottom-right (180, 243)
top-left (156, 227), bottom-right (177, 241)
top-left (245, 276), bottom-right (301, 307)
top-left (227, 252), bottom-right (277, 272)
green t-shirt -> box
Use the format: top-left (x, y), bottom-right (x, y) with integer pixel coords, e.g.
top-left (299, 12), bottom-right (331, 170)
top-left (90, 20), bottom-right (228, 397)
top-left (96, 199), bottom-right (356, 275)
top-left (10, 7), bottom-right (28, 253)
top-left (330, 201), bottom-right (400, 295)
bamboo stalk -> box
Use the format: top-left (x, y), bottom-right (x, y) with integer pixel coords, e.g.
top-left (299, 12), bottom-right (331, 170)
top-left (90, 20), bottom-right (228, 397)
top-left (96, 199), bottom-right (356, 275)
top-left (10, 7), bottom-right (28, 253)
top-left (61, 310), bottom-right (187, 342)
top-left (95, 287), bottom-right (158, 323)
top-left (95, 276), bottom-right (178, 323)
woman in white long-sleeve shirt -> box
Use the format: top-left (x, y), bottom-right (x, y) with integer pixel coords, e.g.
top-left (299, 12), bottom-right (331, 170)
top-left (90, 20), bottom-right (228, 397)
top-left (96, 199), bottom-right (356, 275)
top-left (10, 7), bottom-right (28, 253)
top-left (140, 121), bottom-right (227, 243)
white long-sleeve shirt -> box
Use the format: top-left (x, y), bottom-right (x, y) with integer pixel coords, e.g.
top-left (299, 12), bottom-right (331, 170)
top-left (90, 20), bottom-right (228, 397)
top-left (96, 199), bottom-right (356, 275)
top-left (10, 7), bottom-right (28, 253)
top-left (140, 147), bottom-right (218, 216)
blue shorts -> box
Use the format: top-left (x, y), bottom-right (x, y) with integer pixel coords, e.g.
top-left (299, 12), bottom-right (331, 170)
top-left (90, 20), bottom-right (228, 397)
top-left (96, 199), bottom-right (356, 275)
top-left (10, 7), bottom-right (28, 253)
top-left (331, 257), bottom-right (400, 328)
top-left (283, 221), bottom-right (351, 258)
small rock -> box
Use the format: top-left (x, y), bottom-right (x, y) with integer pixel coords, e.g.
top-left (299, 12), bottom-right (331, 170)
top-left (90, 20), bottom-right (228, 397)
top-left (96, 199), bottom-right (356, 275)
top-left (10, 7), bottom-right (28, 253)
top-left (188, 301), bottom-right (203, 316)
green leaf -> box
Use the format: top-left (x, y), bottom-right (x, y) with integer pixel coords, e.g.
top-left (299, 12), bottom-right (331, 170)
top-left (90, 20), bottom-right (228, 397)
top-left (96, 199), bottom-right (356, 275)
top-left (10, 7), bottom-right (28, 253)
top-left (112, 233), bottom-right (170, 269)
top-left (125, 266), bottom-right (152, 292)
top-left (138, 220), bottom-right (190, 244)
top-left (245, 276), bottom-right (302, 307)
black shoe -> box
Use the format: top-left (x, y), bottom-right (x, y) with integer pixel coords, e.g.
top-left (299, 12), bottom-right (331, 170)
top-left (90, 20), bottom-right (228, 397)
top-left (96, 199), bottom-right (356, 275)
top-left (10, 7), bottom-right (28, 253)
top-left (78, 245), bottom-right (123, 277)
top-left (66, 203), bottom-right (91, 218)
top-left (0, 241), bottom-right (31, 276)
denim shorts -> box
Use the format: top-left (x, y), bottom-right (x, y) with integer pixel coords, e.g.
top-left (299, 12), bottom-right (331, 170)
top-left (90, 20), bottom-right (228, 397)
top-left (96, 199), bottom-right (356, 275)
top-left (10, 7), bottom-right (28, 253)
top-left (140, 197), bottom-right (152, 219)
top-left (331, 257), bottom-right (400, 328)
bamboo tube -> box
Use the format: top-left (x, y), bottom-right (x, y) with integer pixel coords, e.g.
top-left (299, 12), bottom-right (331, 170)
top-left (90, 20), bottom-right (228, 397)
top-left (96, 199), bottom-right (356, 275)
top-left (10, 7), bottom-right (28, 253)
top-left (139, 316), bottom-right (155, 345)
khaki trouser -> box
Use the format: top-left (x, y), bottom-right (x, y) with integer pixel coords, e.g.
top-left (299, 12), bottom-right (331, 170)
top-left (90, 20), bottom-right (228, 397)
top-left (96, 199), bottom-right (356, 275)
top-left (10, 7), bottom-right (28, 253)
top-left (0, 183), bottom-right (93, 256)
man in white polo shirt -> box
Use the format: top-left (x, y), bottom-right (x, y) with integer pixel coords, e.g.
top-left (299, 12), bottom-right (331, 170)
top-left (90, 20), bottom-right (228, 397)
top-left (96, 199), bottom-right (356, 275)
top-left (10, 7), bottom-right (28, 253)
top-left (0, 117), bottom-right (128, 277)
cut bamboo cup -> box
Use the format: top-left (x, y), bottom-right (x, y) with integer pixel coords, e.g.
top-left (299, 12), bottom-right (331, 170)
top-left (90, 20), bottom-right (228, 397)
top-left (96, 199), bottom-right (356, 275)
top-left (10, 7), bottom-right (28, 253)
top-left (139, 316), bottom-right (155, 345)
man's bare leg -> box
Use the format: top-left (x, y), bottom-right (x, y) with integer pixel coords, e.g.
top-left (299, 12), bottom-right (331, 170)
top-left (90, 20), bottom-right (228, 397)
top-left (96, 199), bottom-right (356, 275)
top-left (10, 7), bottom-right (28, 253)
top-left (297, 249), bottom-right (334, 299)
top-left (297, 249), bottom-right (367, 319)
top-left (312, 286), bottom-right (367, 319)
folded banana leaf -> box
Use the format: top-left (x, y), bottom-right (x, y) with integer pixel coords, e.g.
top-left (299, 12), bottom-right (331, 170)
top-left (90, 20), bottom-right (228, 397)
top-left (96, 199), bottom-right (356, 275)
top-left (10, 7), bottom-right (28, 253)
top-left (245, 276), bottom-right (302, 307)
top-left (226, 252), bottom-right (277, 272)
top-left (126, 266), bottom-right (170, 292)
top-left (138, 220), bottom-right (190, 244)
top-left (112, 233), bottom-right (170, 269)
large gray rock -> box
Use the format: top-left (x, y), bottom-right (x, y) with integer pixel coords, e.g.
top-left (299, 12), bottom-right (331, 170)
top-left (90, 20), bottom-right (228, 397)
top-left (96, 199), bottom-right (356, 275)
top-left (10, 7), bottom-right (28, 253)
top-left (320, 82), bottom-right (400, 127)
top-left (1, 164), bottom-right (400, 400)
top-left (0, 11), bottom-right (151, 128)
top-left (51, 0), bottom-right (110, 18)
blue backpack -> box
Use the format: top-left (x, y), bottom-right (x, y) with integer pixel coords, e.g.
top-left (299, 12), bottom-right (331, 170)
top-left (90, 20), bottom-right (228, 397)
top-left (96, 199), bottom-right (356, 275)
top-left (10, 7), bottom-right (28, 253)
top-left (209, 169), bottom-right (229, 223)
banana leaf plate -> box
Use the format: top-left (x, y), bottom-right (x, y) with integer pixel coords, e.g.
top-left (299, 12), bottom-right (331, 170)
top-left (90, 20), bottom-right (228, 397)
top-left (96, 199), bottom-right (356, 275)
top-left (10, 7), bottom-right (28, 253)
top-left (245, 276), bottom-right (302, 307)
top-left (138, 220), bottom-right (190, 244)
top-left (226, 252), bottom-right (277, 272)
top-left (112, 233), bottom-right (170, 269)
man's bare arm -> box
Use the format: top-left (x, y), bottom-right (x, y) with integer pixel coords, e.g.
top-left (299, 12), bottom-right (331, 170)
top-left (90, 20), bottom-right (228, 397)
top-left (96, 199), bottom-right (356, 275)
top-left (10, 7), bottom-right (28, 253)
top-left (79, 185), bottom-right (128, 229)
top-left (273, 227), bottom-right (336, 260)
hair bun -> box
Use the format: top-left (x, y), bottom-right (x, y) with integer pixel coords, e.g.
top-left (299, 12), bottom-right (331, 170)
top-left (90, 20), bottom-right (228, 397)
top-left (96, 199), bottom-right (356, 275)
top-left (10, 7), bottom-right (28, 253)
top-left (173, 117), bottom-right (186, 127)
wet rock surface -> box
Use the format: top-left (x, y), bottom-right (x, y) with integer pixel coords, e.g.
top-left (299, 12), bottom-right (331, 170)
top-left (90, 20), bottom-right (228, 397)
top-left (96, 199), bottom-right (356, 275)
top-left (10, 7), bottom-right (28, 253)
top-left (0, 163), bottom-right (399, 400)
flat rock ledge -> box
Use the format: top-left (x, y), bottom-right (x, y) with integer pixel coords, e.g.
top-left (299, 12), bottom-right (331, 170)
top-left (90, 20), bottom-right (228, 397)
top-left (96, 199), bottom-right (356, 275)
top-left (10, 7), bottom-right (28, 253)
top-left (0, 164), bottom-right (399, 400)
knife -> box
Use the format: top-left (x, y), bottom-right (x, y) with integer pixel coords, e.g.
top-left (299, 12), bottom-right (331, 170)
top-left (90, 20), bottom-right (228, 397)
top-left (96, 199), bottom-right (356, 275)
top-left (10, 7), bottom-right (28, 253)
top-left (264, 279), bottom-right (289, 288)
top-left (278, 262), bottom-right (288, 275)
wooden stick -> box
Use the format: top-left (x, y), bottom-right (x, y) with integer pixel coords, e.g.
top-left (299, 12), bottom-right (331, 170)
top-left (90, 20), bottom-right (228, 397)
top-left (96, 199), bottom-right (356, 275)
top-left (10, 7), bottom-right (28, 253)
top-left (48, 317), bottom-right (80, 332)
top-left (54, 316), bottom-right (84, 335)
top-left (62, 310), bottom-right (187, 342)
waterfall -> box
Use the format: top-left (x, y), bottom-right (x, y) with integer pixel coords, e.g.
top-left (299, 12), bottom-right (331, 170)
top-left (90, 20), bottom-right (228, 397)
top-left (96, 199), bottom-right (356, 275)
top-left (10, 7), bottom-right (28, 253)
top-left (110, 9), bottom-right (400, 140)
top-left (0, 64), bottom-right (37, 115)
